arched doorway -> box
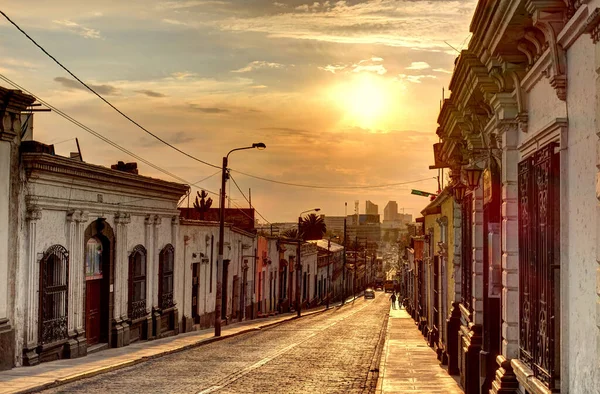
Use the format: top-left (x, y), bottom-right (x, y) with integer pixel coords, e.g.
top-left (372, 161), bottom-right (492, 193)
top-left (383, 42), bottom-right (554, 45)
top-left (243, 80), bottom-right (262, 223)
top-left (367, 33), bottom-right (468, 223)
top-left (84, 219), bottom-right (114, 348)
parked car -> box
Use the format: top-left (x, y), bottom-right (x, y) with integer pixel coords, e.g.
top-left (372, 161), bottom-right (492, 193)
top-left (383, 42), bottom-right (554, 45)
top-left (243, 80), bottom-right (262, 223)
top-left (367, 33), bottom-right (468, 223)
top-left (364, 288), bottom-right (375, 299)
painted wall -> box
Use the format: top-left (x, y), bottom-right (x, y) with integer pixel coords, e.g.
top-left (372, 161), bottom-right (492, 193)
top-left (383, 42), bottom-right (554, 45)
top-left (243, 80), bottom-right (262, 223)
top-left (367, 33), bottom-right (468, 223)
top-left (565, 30), bottom-right (600, 392)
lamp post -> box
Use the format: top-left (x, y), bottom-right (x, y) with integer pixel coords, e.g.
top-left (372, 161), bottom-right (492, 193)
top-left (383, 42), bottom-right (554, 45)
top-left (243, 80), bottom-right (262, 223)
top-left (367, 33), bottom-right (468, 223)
top-left (296, 208), bottom-right (320, 317)
top-left (215, 142), bottom-right (266, 337)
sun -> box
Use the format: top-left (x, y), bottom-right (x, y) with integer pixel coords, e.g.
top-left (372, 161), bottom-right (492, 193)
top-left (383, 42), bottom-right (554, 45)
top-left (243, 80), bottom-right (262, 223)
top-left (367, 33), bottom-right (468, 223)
top-left (331, 73), bottom-right (393, 130)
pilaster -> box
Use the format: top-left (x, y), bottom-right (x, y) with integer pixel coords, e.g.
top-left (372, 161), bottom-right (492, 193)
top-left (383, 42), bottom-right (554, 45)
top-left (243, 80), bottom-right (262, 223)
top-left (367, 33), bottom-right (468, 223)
top-left (500, 121), bottom-right (520, 360)
top-left (113, 212), bottom-right (130, 347)
top-left (66, 211), bottom-right (79, 336)
top-left (22, 207), bottom-right (41, 366)
top-left (472, 186), bottom-right (484, 325)
top-left (153, 215), bottom-right (162, 309)
top-left (76, 211), bottom-right (88, 332)
top-left (144, 215), bottom-right (154, 312)
top-left (453, 201), bottom-right (462, 301)
top-left (75, 211), bottom-right (88, 355)
top-left (593, 10), bottom-right (600, 378)
top-left (0, 125), bottom-right (16, 327)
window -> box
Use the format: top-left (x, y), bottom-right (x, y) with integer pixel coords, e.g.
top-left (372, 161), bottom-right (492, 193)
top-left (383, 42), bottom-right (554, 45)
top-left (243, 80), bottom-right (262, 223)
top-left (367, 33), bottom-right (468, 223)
top-left (518, 143), bottom-right (560, 389)
top-left (39, 245), bottom-right (69, 344)
top-left (128, 245), bottom-right (147, 320)
top-left (85, 238), bottom-right (103, 280)
top-left (159, 244), bottom-right (175, 309)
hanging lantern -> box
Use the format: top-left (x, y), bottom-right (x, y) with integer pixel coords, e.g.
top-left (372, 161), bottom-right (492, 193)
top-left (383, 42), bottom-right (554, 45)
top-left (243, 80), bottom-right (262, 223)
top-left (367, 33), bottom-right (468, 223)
top-left (464, 166), bottom-right (484, 190)
top-left (452, 182), bottom-right (467, 203)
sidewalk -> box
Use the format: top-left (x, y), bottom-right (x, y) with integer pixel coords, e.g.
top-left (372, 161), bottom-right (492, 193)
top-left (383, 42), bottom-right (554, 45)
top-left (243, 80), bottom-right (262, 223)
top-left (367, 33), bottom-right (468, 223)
top-left (0, 304), bottom-right (340, 394)
top-left (376, 308), bottom-right (463, 394)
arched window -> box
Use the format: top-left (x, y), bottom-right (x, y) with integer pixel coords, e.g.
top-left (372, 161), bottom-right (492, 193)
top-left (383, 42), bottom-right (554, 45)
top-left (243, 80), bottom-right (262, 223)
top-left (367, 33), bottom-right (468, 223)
top-left (159, 244), bottom-right (175, 309)
top-left (128, 245), bottom-right (147, 320)
top-left (39, 245), bottom-right (69, 344)
top-left (85, 237), bottom-right (103, 280)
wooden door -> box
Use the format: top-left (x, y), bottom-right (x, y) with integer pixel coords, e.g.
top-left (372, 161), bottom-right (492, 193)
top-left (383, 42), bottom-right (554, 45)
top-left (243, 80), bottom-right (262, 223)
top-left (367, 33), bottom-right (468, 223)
top-left (86, 279), bottom-right (102, 345)
top-left (192, 263), bottom-right (200, 323)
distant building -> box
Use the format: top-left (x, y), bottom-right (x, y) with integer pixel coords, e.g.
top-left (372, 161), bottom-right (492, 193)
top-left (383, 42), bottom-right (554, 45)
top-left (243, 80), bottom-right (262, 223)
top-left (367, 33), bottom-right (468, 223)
top-left (365, 200), bottom-right (378, 215)
top-left (384, 201), bottom-right (398, 221)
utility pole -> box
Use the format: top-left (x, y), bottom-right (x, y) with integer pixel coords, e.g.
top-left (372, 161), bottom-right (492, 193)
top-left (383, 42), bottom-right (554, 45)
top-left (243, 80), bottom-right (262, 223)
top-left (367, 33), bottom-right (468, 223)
top-left (296, 216), bottom-right (302, 317)
top-left (342, 202), bottom-right (347, 305)
top-left (354, 235), bottom-right (357, 299)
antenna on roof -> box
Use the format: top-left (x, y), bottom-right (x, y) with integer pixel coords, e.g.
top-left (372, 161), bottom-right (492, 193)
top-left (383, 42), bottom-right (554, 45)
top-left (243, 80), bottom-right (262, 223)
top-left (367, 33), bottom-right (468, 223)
top-left (443, 41), bottom-right (460, 54)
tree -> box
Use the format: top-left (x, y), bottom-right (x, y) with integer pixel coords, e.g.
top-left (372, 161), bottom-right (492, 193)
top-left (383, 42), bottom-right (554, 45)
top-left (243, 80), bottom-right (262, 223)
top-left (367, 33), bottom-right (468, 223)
top-left (281, 228), bottom-right (300, 239)
top-left (299, 213), bottom-right (326, 241)
top-left (193, 190), bottom-right (212, 220)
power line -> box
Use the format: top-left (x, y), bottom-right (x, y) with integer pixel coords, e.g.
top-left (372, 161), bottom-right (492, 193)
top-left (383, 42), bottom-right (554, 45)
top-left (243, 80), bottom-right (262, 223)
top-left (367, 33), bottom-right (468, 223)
top-left (2, 10), bottom-right (444, 192)
top-left (0, 72), bottom-right (266, 225)
top-left (0, 9), bottom-right (221, 171)
top-left (231, 170), bottom-right (436, 189)
top-left (229, 174), bottom-right (270, 224)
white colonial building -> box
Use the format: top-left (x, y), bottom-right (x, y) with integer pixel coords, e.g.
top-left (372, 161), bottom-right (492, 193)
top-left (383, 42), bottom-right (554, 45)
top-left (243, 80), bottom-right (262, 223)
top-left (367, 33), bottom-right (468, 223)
top-left (427, 0), bottom-right (600, 392)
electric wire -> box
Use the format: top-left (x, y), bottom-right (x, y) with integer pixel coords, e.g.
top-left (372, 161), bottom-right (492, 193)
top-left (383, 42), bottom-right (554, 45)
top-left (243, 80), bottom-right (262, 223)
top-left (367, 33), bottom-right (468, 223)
top-left (0, 74), bottom-right (267, 228)
top-left (2, 9), bottom-right (440, 192)
top-left (229, 174), bottom-right (270, 224)
top-left (0, 9), bottom-right (220, 171)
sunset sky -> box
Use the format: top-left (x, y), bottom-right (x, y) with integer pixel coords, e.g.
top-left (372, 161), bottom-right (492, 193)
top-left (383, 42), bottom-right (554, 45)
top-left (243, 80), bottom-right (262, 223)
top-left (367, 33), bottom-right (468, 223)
top-left (0, 0), bottom-right (476, 222)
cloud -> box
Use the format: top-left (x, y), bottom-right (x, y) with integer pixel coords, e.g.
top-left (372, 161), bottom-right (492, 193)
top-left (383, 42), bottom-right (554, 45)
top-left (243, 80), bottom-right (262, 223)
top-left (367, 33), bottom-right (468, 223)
top-left (214, 0), bottom-right (476, 51)
top-left (231, 60), bottom-right (286, 73)
top-left (396, 74), bottom-right (437, 83)
top-left (433, 68), bottom-right (453, 74)
top-left (319, 64), bottom-right (347, 74)
top-left (135, 89), bottom-right (167, 97)
top-left (406, 61), bottom-right (430, 70)
top-left (162, 18), bottom-right (189, 26)
top-left (53, 19), bottom-right (101, 39)
top-left (54, 77), bottom-right (118, 95)
top-left (171, 71), bottom-right (198, 79)
top-left (189, 105), bottom-right (230, 113)
top-left (352, 64), bottom-right (387, 75)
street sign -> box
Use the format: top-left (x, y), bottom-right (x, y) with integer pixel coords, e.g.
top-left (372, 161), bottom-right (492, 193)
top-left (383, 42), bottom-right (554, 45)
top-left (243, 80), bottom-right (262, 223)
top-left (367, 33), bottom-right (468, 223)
top-left (411, 189), bottom-right (435, 197)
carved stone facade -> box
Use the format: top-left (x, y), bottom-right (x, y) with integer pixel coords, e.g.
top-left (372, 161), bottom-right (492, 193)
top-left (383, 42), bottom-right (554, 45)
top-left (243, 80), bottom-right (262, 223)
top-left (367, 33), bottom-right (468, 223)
top-left (426, 0), bottom-right (600, 392)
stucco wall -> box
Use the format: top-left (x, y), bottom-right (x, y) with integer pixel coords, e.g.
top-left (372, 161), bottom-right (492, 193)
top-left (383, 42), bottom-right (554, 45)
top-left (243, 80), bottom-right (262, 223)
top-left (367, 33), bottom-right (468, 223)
top-left (523, 78), bottom-right (567, 144)
top-left (565, 32), bottom-right (600, 392)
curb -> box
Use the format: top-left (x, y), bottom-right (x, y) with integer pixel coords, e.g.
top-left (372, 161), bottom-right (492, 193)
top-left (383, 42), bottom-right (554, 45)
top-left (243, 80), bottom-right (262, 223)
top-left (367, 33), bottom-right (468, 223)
top-left (14, 306), bottom-right (334, 394)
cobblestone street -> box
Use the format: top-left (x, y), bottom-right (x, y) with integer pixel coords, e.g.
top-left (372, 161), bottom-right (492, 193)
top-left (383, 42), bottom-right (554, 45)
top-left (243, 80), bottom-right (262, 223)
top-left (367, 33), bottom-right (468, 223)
top-left (40, 295), bottom-right (389, 394)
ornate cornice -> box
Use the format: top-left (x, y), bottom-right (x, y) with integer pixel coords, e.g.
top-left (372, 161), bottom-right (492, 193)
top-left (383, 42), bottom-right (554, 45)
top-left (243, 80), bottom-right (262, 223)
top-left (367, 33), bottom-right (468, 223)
top-left (22, 152), bottom-right (189, 199)
top-left (584, 7), bottom-right (600, 43)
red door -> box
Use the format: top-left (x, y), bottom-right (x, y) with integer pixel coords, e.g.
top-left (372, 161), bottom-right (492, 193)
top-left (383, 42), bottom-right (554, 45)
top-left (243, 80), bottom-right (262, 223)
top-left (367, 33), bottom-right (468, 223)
top-left (86, 279), bottom-right (102, 345)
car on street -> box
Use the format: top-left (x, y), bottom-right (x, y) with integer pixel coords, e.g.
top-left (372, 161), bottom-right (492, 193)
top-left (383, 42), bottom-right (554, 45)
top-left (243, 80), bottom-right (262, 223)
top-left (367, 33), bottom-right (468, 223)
top-left (364, 288), bottom-right (375, 299)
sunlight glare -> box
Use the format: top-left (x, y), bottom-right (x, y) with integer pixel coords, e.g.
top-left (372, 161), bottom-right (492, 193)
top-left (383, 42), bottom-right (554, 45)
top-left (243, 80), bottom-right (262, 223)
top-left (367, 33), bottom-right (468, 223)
top-left (331, 73), bottom-right (393, 130)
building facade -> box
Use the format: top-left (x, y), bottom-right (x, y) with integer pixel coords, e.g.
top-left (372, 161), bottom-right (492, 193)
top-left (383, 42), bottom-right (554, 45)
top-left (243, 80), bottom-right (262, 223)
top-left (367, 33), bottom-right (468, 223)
top-left (415, 1), bottom-right (600, 393)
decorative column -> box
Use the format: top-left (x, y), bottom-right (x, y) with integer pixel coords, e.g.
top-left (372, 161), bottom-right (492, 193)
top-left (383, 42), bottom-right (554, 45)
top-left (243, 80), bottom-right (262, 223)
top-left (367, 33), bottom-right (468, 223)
top-left (171, 215), bottom-right (179, 335)
top-left (152, 215), bottom-right (162, 337)
top-left (472, 186), bottom-right (485, 325)
top-left (144, 215), bottom-right (154, 339)
top-left (22, 207), bottom-right (41, 366)
top-left (119, 213), bottom-right (130, 338)
top-left (112, 212), bottom-right (130, 347)
top-left (66, 210), bottom-right (80, 357)
top-left (590, 12), bottom-right (600, 385)
top-left (0, 116), bottom-right (17, 369)
top-left (75, 211), bottom-right (88, 354)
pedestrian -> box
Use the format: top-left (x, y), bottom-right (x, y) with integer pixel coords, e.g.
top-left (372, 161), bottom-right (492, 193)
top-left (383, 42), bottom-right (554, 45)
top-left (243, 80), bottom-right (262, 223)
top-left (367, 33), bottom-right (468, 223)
top-left (390, 292), bottom-right (397, 309)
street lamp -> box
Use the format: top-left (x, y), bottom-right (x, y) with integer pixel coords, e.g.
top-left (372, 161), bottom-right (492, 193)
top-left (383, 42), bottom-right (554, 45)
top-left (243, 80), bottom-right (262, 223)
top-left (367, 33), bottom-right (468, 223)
top-left (296, 208), bottom-right (320, 317)
top-left (215, 142), bottom-right (266, 337)
top-left (326, 235), bottom-right (340, 309)
top-left (464, 166), bottom-right (483, 190)
top-left (452, 181), bottom-right (467, 204)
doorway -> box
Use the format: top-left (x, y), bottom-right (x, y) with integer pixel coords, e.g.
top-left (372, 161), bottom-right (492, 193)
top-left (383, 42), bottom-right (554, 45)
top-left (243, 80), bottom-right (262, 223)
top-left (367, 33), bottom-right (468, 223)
top-left (84, 219), bottom-right (113, 347)
top-left (192, 262), bottom-right (200, 324)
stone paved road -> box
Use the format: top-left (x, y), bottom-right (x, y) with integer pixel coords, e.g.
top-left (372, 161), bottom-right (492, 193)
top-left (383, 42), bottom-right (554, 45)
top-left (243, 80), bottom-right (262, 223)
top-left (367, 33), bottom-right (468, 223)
top-left (40, 294), bottom-right (389, 394)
